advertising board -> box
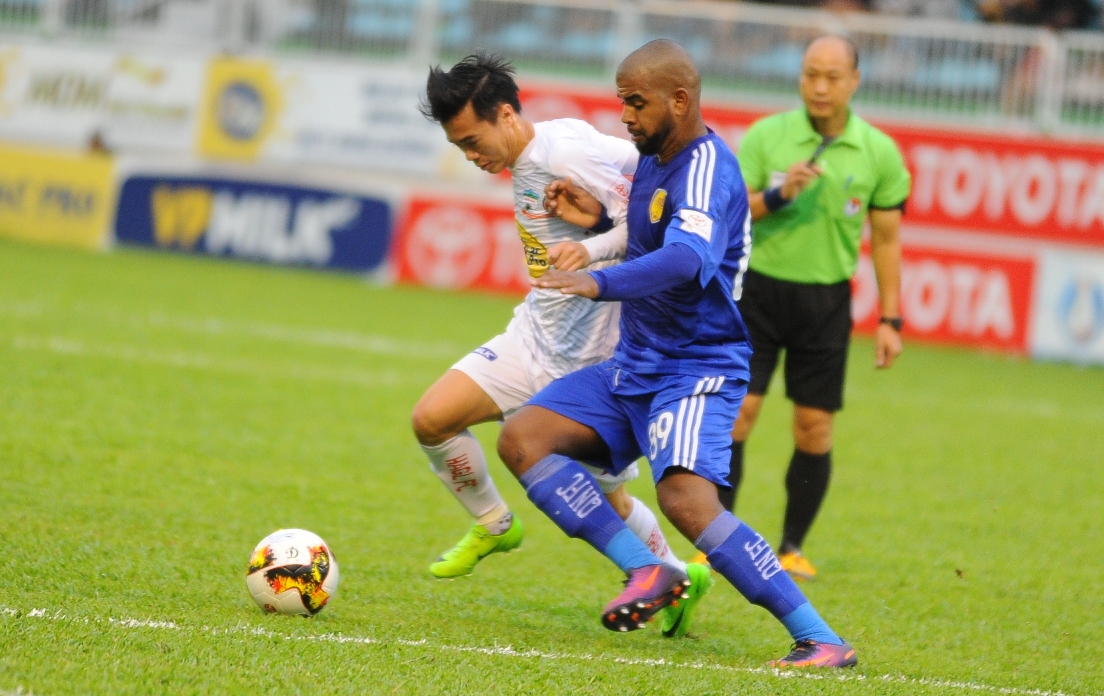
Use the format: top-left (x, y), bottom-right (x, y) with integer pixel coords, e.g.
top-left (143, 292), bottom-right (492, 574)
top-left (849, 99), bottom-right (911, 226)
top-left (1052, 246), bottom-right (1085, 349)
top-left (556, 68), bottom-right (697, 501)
top-left (393, 195), bottom-right (529, 294)
top-left (851, 245), bottom-right (1037, 352)
top-left (393, 192), bottom-right (1039, 356)
top-left (520, 82), bottom-right (1104, 248)
top-left (0, 43), bottom-right (203, 153)
top-left (195, 57), bottom-right (458, 177)
top-left (115, 174), bottom-right (392, 272)
top-left (1030, 248), bottom-right (1104, 364)
top-left (0, 143), bottom-right (114, 250)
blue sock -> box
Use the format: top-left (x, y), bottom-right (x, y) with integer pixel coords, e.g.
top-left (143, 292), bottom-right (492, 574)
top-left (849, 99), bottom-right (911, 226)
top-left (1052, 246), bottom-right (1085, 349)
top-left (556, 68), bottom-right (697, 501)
top-left (695, 512), bottom-right (841, 645)
top-left (779, 603), bottom-right (840, 644)
top-left (520, 454), bottom-right (662, 573)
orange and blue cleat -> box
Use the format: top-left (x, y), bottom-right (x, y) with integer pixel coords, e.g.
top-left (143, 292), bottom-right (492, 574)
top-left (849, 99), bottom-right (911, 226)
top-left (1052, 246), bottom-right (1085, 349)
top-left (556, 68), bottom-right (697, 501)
top-left (601, 564), bottom-right (689, 632)
top-left (770, 640), bottom-right (858, 668)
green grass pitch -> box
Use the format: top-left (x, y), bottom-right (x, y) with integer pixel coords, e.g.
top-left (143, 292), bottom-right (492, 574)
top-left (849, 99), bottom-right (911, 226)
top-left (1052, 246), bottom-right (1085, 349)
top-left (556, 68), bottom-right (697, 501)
top-left (1, 239), bottom-right (1101, 695)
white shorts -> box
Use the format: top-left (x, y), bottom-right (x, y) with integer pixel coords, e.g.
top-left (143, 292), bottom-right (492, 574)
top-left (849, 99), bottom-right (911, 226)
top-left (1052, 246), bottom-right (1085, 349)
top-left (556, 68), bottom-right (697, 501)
top-left (451, 331), bottom-right (639, 494)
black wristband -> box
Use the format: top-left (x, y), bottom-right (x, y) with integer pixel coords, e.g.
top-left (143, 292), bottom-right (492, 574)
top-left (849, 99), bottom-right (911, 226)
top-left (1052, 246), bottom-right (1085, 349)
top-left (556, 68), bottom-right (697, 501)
top-left (879, 316), bottom-right (903, 332)
top-left (762, 187), bottom-right (792, 213)
top-left (589, 206), bottom-right (614, 233)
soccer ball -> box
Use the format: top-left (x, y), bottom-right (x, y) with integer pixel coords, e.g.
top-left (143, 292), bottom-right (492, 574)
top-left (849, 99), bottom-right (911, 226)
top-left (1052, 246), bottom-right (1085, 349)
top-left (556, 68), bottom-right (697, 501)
top-left (246, 529), bottom-right (339, 616)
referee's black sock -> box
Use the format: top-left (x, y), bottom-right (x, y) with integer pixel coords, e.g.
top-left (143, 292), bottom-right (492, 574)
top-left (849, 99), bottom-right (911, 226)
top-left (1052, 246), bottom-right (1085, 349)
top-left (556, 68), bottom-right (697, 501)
top-left (780, 449), bottom-right (832, 555)
top-left (717, 440), bottom-right (743, 512)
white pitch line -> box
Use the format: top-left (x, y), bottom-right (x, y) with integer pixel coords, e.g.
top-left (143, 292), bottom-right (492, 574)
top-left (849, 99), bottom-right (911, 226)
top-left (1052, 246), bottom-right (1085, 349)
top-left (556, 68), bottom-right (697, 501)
top-left (0, 301), bottom-right (463, 360)
top-left (143, 313), bottom-right (463, 360)
top-left (8, 335), bottom-right (418, 388)
top-left (0, 606), bottom-right (1075, 696)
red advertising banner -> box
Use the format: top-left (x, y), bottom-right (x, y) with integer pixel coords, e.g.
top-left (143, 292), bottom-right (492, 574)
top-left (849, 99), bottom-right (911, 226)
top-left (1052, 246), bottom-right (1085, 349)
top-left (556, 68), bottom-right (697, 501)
top-left (394, 193), bottom-right (1038, 352)
top-left (393, 195), bottom-right (529, 294)
top-left (889, 126), bottom-right (1104, 248)
top-left (851, 245), bottom-right (1037, 353)
top-left (520, 82), bottom-right (1104, 248)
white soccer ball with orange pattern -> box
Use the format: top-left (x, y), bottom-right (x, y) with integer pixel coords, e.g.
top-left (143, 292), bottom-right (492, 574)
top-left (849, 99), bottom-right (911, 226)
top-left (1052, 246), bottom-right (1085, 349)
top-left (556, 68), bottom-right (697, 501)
top-left (246, 529), bottom-right (339, 616)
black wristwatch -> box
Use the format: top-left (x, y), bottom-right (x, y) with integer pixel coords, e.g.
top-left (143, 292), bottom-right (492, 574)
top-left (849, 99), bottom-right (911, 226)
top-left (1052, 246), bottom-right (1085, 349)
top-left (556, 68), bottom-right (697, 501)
top-left (879, 316), bottom-right (903, 332)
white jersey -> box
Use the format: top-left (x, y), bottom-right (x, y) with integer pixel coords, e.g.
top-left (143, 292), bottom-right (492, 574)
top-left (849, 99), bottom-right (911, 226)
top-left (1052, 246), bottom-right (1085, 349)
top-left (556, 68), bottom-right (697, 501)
top-left (507, 118), bottom-right (640, 379)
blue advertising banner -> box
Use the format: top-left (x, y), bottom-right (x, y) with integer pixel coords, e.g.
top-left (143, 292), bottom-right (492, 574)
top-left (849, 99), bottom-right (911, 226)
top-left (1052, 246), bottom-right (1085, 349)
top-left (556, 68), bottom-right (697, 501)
top-left (115, 175), bottom-right (392, 272)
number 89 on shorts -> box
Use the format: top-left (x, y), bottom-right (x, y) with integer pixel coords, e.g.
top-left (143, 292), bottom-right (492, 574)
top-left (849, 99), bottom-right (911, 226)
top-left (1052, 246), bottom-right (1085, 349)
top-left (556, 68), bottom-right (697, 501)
top-left (648, 412), bottom-right (675, 461)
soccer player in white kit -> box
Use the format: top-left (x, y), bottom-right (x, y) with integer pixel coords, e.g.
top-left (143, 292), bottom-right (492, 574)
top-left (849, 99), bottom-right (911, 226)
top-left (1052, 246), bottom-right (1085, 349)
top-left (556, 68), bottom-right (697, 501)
top-left (412, 55), bottom-right (708, 633)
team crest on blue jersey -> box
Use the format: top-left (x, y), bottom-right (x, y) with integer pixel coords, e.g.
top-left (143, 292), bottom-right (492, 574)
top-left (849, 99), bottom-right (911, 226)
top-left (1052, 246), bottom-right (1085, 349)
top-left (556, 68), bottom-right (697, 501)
top-left (650, 189), bottom-right (667, 223)
top-left (472, 347), bottom-right (498, 361)
top-left (844, 197), bottom-right (862, 216)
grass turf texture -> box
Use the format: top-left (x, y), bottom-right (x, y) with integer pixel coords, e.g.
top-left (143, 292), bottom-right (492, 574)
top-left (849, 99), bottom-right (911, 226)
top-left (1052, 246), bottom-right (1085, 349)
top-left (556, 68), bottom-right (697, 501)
top-left (1, 239), bottom-right (1101, 695)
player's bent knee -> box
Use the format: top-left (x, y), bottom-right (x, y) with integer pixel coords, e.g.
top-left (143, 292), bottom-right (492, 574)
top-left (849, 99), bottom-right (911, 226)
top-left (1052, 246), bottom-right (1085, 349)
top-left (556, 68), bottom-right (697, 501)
top-left (496, 411), bottom-right (550, 476)
top-left (410, 400), bottom-right (454, 447)
top-left (793, 406), bottom-right (833, 453)
top-left (409, 404), bottom-right (437, 445)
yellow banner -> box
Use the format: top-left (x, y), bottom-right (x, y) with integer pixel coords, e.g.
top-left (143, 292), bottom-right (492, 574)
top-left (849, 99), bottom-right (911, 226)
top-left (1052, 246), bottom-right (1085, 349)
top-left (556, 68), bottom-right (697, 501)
top-left (0, 143), bottom-right (114, 250)
top-left (196, 57), bottom-right (282, 161)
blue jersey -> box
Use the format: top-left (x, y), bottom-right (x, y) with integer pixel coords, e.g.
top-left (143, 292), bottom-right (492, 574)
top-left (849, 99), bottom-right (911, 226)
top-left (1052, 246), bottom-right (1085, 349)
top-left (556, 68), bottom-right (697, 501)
top-left (614, 131), bottom-right (753, 378)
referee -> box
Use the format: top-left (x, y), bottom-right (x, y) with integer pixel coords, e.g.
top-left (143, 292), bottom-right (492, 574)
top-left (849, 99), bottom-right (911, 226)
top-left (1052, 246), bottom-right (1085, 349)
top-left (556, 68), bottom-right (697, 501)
top-left (721, 35), bottom-right (911, 581)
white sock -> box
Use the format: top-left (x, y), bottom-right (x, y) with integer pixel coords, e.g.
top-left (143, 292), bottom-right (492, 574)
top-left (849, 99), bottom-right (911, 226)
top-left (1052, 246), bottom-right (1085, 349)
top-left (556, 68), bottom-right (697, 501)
top-left (422, 430), bottom-right (511, 533)
top-left (624, 497), bottom-right (685, 570)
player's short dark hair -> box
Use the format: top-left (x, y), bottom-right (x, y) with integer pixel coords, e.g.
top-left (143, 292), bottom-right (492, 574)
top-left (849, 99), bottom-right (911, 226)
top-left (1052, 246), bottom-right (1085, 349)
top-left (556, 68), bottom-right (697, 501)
top-left (419, 52), bottom-right (522, 125)
top-left (806, 35), bottom-right (860, 70)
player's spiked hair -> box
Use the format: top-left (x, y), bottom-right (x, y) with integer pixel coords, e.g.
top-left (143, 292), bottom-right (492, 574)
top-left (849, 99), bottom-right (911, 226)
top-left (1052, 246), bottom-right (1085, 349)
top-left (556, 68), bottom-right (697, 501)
top-left (420, 52), bottom-right (522, 125)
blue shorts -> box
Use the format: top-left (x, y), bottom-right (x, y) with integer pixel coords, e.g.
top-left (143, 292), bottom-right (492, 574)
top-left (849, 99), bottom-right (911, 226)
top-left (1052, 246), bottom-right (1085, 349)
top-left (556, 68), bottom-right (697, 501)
top-left (527, 360), bottom-right (747, 488)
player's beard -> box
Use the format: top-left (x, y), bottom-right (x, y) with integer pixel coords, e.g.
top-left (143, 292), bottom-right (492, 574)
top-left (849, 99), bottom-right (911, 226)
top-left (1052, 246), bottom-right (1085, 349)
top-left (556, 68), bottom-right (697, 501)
top-left (633, 118), bottom-right (674, 156)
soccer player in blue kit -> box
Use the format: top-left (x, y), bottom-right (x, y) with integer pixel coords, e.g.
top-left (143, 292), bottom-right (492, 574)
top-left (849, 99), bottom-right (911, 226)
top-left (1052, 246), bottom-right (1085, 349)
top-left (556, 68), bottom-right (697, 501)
top-left (496, 40), bottom-right (857, 668)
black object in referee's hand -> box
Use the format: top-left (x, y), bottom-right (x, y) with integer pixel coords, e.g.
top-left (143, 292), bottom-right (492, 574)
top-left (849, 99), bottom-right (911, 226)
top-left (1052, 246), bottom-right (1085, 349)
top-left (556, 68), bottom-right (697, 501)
top-left (808, 136), bottom-right (836, 165)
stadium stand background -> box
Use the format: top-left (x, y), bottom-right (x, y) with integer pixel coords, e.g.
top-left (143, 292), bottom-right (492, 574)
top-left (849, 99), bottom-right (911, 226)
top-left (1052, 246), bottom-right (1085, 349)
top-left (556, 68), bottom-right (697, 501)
top-left (2, 0), bottom-right (1104, 135)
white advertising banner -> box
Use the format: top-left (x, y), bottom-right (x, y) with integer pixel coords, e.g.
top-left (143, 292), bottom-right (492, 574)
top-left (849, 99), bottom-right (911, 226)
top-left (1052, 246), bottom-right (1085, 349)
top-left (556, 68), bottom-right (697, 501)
top-left (0, 43), bottom-right (204, 153)
top-left (194, 56), bottom-right (477, 180)
top-left (271, 60), bottom-right (452, 175)
top-left (1030, 248), bottom-right (1104, 364)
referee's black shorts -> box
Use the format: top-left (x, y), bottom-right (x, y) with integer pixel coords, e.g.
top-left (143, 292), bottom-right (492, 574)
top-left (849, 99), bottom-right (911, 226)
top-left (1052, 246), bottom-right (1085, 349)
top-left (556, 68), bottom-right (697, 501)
top-left (738, 268), bottom-right (852, 413)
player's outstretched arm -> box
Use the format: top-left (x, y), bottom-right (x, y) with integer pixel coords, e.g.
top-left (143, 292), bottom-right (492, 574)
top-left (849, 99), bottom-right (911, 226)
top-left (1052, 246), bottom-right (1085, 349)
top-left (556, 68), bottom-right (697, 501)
top-left (533, 243), bottom-right (702, 301)
top-left (544, 178), bottom-right (603, 229)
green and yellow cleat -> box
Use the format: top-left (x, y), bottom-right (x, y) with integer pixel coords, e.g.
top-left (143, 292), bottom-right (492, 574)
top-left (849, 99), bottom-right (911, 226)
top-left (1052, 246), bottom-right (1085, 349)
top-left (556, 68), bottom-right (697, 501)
top-left (688, 551), bottom-right (710, 566)
top-left (429, 516), bottom-right (524, 579)
top-left (660, 562), bottom-right (714, 638)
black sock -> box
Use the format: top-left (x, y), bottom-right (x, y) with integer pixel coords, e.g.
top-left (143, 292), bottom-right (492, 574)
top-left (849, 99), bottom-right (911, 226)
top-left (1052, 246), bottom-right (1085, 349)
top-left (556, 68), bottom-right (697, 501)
top-left (717, 440), bottom-right (744, 512)
top-left (780, 449), bottom-right (832, 554)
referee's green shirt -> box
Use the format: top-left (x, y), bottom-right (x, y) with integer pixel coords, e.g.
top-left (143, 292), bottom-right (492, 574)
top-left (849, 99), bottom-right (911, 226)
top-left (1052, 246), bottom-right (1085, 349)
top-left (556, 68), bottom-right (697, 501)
top-left (737, 109), bottom-right (911, 284)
